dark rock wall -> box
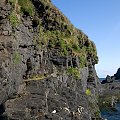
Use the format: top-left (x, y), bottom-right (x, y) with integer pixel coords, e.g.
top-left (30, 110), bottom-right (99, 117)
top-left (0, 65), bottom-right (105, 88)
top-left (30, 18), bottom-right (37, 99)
top-left (0, 1), bottom-right (101, 120)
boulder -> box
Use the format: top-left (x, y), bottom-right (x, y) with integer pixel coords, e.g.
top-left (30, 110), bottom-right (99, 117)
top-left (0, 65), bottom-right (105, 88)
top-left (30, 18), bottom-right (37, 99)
top-left (106, 75), bottom-right (113, 83)
top-left (114, 68), bottom-right (120, 80)
top-left (101, 75), bottom-right (113, 84)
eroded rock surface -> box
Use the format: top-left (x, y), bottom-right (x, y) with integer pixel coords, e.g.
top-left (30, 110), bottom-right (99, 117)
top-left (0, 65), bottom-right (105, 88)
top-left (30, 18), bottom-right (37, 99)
top-left (0, 0), bottom-right (102, 120)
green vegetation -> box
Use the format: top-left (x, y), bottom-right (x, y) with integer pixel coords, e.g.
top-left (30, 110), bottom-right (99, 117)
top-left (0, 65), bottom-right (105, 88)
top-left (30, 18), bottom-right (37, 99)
top-left (8, 0), bottom-right (98, 66)
top-left (38, 22), bottom-right (98, 64)
top-left (8, 0), bottom-right (35, 16)
top-left (9, 12), bottom-right (20, 27)
top-left (13, 52), bottom-right (21, 64)
top-left (18, 0), bottom-right (35, 16)
top-left (37, 23), bottom-right (98, 65)
top-left (8, 0), bottom-right (16, 6)
top-left (57, 39), bottom-right (68, 56)
top-left (78, 47), bottom-right (87, 68)
top-left (86, 41), bottom-right (98, 64)
top-left (25, 73), bottom-right (48, 81)
top-left (67, 67), bottom-right (80, 79)
top-left (37, 25), bottom-right (69, 55)
top-left (86, 89), bottom-right (91, 96)
top-left (95, 110), bottom-right (101, 118)
top-left (79, 55), bottom-right (87, 68)
top-left (99, 95), bottom-right (118, 109)
top-left (99, 97), bottom-right (111, 108)
top-left (88, 99), bottom-right (101, 118)
top-left (37, 26), bottom-right (49, 47)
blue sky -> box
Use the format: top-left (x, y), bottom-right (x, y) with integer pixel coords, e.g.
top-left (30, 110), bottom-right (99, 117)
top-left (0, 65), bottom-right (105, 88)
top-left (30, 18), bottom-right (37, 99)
top-left (51, 0), bottom-right (120, 77)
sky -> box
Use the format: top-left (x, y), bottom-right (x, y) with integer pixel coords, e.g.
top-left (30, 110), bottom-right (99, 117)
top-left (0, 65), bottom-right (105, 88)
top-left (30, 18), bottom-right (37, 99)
top-left (51, 0), bottom-right (120, 78)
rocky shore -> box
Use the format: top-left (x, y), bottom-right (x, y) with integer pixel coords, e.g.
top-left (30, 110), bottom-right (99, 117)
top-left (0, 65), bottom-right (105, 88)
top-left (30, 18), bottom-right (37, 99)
top-left (100, 68), bottom-right (120, 112)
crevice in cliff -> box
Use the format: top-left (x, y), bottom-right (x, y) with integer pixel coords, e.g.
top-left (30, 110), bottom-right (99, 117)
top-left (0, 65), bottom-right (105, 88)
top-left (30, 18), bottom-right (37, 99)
top-left (19, 45), bottom-right (36, 49)
top-left (0, 104), bottom-right (5, 115)
top-left (0, 103), bottom-right (7, 120)
top-left (0, 16), bottom-right (3, 21)
top-left (19, 45), bottom-right (27, 49)
top-left (23, 58), bottom-right (33, 79)
top-left (32, 0), bottom-right (45, 17)
top-left (32, 17), bottom-right (39, 28)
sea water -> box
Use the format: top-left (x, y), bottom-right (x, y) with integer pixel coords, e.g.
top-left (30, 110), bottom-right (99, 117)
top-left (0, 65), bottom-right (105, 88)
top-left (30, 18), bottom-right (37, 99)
top-left (101, 103), bottom-right (120, 120)
top-left (99, 78), bottom-right (105, 81)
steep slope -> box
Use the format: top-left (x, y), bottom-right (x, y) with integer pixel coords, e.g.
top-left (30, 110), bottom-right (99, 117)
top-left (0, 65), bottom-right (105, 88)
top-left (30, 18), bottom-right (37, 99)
top-left (0, 0), bottom-right (101, 120)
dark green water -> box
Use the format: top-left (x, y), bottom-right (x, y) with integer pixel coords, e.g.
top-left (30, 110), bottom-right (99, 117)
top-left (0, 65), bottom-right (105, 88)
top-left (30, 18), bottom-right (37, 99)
top-left (99, 78), bottom-right (105, 81)
top-left (101, 103), bottom-right (120, 120)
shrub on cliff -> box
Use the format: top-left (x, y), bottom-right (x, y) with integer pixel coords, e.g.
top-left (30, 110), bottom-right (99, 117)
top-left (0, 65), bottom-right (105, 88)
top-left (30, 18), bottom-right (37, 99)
top-left (9, 11), bottom-right (20, 27)
top-left (67, 67), bottom-right (80, 80)
top-left (8, 0), bottom-right (35, 16)
top-left (18, 0), bottom-right (35, 16)
top-left (86, 89), bottom-right (91, 96)
top-left (12, 52), bottom-right (21, 64)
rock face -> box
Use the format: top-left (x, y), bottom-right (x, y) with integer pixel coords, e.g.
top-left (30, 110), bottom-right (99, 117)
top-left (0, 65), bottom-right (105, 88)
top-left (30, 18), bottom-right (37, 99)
top-left (114, 68), bottom-right (120, 80)
top-left (101, 75), bottom-right (113, 84)
top-left (0, 0), bottom-right (101, 120)
top-left (101, 68), bottom-right (120, 84)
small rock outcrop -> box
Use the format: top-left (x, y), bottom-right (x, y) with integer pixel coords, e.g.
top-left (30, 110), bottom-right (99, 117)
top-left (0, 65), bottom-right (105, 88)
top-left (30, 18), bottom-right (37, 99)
top-left (101, 68), bottom-right (120, 84)
top-left (101, 75), bottom-right (113, 84)
top-left (114, 68), bottom-right (120, 80)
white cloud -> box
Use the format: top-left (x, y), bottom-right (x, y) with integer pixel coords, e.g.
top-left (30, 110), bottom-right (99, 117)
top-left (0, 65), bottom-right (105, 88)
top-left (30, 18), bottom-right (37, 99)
top-left (96, 68), bottom-right (115, 78)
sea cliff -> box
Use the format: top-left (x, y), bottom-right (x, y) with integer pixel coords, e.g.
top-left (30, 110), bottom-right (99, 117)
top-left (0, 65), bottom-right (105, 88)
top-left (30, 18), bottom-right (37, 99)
top-left (0, 0), bottom-right (102, 119)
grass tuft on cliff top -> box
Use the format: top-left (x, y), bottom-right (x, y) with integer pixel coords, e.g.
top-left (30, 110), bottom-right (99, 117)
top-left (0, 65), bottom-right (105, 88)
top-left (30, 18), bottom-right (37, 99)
top-left (18, 0), bottom-right (35, 16)
top-left (8, 0), bottom-right (35, 16)
top-left (8, 0), bottom-right (98, 65)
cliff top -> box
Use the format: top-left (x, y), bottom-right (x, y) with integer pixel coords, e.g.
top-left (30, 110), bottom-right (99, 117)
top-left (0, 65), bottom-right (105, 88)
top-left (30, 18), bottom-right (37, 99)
top-left (1, 0), bottom-right (98, 66)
